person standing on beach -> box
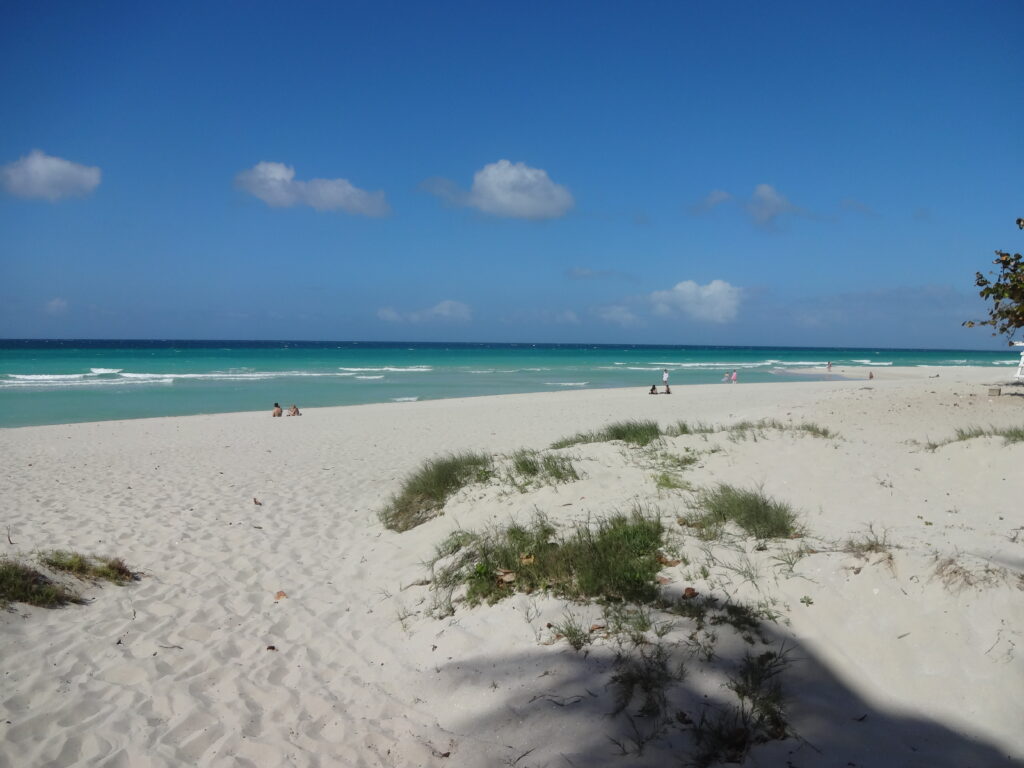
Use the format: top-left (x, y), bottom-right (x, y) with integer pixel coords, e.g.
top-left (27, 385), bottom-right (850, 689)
top-left (662, 369), bottom-right (671, 394)
top-left (731, 370), bottom-right (738, 384)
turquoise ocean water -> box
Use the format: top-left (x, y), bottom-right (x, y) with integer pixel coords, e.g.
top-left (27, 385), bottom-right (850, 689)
top-left (0, 340), bottom-right (1018, 428)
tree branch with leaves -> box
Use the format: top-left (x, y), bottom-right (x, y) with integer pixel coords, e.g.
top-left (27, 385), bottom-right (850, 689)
top-left (963, 218), bottom-right (1024, 343)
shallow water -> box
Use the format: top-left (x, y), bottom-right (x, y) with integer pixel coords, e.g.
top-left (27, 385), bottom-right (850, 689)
top-left (0, 340), bottom-right (1016, 427)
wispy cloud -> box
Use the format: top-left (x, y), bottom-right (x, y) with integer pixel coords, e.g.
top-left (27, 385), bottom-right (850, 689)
top-left (689, 188), bottom-right (732, 214)
top-left (236, 161), bottom-right (390, 216)
top-left (425, 159), bottom-right (573, 219)
top-left (377, 300), bottom-right (472, 324)
top-left (596, 304), bottom-right (642, 327)
top-left (566, 266), bottom-right (632, 281)
top-left (840, 198), bottom-right (877, 217)
top-left (745, 184), bottom-right (802, 227)
top-left (2, 150), bottom-right (101, 201)
top-left (650, 279), bottom-right (741, 323)
top-left (44, 297), bottom-right (68, 315)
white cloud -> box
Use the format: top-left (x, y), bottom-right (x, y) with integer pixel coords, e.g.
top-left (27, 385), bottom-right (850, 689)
top-left (597, 305), bottom-right (641, 327)
top-left (427, 160), bottom-right (573, 219)
top-left (2, 150), bottom-right (101, 201)
top-left (690, 188), bottom-right (733, 214)
top-left (44, 297), bottom-right (68, 315)
top-left (650, 280), bottom-right (741, 323)
top-left (746, 183), bottom-right (798, 227)
top-left (236, 161), bottom-right (390, 216)
top-left (377, 300), bottom-right (472, 324)
top-left (554, 309), bottom-right (580, 324)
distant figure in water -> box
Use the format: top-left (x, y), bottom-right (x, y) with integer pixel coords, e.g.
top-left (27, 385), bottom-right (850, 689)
top-left (827, 361), bottom-right (832, 372)
top-left (287, 404), bottom-right (301, 416)
top-left (731, 370), bottom-right (738, 384)
top-left (272, 403), bottom-right (283, 417)
top-left (649, 384), bottom-right (658, 395)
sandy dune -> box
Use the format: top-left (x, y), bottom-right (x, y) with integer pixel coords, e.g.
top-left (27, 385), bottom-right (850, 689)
top-left (2, 367), bottom-right (1022, 767)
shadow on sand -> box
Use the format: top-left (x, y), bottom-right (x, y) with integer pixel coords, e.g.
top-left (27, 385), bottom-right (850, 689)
top-left (430, 619), bottom-right (1021, 768)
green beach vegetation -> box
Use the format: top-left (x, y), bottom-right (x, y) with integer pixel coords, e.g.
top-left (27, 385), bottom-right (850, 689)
top-left (379, 451), bottom-right (494, 532)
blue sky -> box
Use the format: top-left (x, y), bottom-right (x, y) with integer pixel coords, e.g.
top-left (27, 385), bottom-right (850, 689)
top-left (1, 1), bottom-right (1021, 348)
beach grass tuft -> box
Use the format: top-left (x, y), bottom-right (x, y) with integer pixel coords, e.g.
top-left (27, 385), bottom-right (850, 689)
top-left (683, 484), bottom-right (801, 540)
top-left (380, 451), bottom-right (494, 532)
top-left (551, 419), bottom-right (663, 449)
top-left (433, 508), bottom-right (665, 605)
top-left (843, 524), bottom-right (894, 557)
top-left (925, 424), bottom-right (1024, 450)
top-left (692, 647), bottom-right (790, 766)
top-left (40, 550), bottom-right (138, 584)
top-left (1, 558), bottom-right (81, 608)
top-left (507, 449), bottom-right (579, 488)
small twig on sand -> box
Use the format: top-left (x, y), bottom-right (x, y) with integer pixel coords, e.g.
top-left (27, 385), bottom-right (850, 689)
top-left (6, 526), bottom-right (13, 545)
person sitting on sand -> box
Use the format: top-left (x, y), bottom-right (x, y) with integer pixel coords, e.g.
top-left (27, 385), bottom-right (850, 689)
top-left (722, 372), bottom-right (730, 383)
top-left (649, 384), bottom-right (658, 395)
top-left (272, 403), bottom-right (283, 417)
top-left (287, 404), bottom-right (301, 416)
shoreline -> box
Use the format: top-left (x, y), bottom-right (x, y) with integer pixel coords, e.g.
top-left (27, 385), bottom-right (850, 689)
top-left (2, 369), bottom-right (1022, 766)
top-left (1, 364), bottom-right (1016, 431)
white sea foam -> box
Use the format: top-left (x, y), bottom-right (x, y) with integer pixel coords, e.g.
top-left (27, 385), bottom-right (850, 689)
top-left (337, 366), bottom-right (432, 372)
top-left (355, 375), bottom-right (384, 380)
top-left (850, 360), bottom-right (893, 366)
top-left (8, 373), bottom-right (89, 380)
top-left (89, 368), bottom-right (123, 374)
top-left (391, 396), bottom-right (418, 402)
top-left (545, 381), bottom-right (588, 386)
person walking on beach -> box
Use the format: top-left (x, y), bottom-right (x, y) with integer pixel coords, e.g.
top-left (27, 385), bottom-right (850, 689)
top-left (662, 369), bottom-right (671, 394)
top-left (827, 361), bottom-right (832, 372)
top-left (730, 370), bottom-right (738, 384)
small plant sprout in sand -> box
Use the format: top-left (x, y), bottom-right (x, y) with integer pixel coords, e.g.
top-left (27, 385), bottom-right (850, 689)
top-left (379, 451), bottom-right (494, 532)
top-left (551, 611), bottom-right (592, 652)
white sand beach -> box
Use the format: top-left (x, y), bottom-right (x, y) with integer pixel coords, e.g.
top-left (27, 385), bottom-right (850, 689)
top-left (2, 368), bottom-right (1022, 767)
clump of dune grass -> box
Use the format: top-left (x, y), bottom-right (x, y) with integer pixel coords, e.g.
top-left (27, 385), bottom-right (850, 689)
top-left (924, 425), bottom-right (1024, 451)
top-left (664, 420), bottom-right (716, 437)
top-left (380, 451), bottom-right (494, 532)
top-left (726, 419), bottom-right (838, 441)
top-left (654, 472), bottom-right (690, 491)
top-left (40, 551), bottom-right (138, 584)
top-left (691, 647), bottom-right (790, 766)
top-left (1, 558), bottom-right (81, 608)
top-left (551, 419), bottom-right (662, 449)
top-left (507, 449), bottom-right (579, 488)
top-left (843, 524), bottom-right (895, 557)
top-left (432, 509), bottom-right (665, 606)
top-left (954, 425), bottom-right (1024, 444)
top-left (683, 484), bottom-right (801, 540)
top-left (551, 611), bottom-right (592, 652)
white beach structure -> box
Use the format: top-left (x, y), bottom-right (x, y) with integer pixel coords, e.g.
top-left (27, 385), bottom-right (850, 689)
top-left (1013, 341), bottom-right (1024, 382)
